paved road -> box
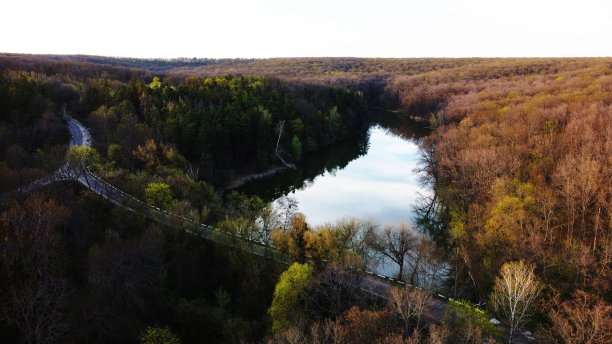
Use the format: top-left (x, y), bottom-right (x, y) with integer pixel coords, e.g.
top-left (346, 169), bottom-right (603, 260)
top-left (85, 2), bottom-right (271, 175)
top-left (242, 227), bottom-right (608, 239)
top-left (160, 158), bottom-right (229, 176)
top-left (66, 113), bottom-right (91, 147)
top-left (5, 113), bottom-right (92, 195)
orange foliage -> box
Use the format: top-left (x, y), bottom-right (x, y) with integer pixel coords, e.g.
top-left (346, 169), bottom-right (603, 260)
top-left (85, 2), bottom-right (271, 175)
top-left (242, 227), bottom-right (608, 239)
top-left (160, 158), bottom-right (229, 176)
top-left (395, 58), bottom-right (611, 340)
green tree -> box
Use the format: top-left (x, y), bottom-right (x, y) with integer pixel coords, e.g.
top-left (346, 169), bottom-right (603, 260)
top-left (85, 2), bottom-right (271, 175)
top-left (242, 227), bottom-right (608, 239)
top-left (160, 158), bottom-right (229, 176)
top-left (444, 299), bottom-right (502, 343)
top-left (66, 145), bottom-right (100, 168)
top-left (107, 143), bottom-right (128, 168)
top-left (66, 145), bottom-right (101, 185)
top-left (289, 118), bottom-right (304, 136)
top-left (139, 326), bottom-right (181, 344)
top-left (148, 76), bottom-right (162, 89)
top-left (291, 135), bottom-right (302, 161)
top-left (476, 179), bottom-right (536, 284)
top-left (268, 263), bottom-right (313, 333)
top-left (145, 182), bottom-right (174, 208)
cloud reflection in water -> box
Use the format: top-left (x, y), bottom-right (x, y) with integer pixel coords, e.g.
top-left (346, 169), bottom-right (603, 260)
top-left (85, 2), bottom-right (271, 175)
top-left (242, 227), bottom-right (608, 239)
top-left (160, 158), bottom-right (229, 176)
top-left (280, 126), bottom-right (430, 227)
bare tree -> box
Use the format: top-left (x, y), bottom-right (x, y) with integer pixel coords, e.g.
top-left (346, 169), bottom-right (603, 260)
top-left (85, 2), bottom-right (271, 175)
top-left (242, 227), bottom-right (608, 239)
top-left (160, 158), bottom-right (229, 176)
top-left (87, 228), bottom-right (162, 312)
top-left (1, 195), bottom-right (72, 344)
top-left (405, 238), bottom-right (450, 290)
top-left (387, 286), bottom-right (431, 333)
top-left (310, 318), bottom-right (346, 344)
top-left (302, 264), bottom-right (381, 321)
top-left (274, 120), bottom-right (295, 168)
top-left (277, 196), bottom-right (299, 231)
top-left (491, 260), bottom-right (542, 343)
top-left (258, 202), bottom-right (280, 247)
top-left (5, 279), bottom-right (71, 344)
top-left (368, 223), bottom-right (416, 281)
top-left (268, 318), bottom-right (346, 344)
top-left (545, 290), bottom-right (612, 344)
top-left (426, 324), bottom-right (451, 344)
top-left (334, 217), bottom-right (378, 268)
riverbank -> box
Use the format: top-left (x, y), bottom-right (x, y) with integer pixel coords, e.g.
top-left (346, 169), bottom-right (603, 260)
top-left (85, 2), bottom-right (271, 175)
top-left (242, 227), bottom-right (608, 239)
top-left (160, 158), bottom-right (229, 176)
top-left (224, 165), bottom-right (288, 190)
top-left (224, 111), bottom-right (428, 194)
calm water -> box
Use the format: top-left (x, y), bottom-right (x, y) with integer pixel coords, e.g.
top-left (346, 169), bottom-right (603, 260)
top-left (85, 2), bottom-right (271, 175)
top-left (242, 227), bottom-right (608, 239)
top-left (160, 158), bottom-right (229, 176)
top-left (238, 115), bottom-right (430, 228)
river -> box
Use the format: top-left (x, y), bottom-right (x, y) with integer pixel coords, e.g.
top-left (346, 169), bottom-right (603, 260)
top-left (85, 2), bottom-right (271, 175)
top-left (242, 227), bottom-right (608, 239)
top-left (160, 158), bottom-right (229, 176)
top-left (237, 114), bottom-right (431, 228)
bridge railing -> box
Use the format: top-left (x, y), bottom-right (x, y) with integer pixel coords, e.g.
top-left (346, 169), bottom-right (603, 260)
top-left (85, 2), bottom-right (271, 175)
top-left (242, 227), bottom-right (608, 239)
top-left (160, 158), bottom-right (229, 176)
top-left (82, 167), bottom-right (289, 263)
top-left (84, 167), bottom-right (459, 300)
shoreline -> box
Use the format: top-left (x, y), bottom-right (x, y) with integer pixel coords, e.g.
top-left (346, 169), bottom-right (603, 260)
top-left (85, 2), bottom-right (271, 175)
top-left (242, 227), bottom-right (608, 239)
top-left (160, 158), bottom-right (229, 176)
top-left (224, 165), bottom-right (287, 190)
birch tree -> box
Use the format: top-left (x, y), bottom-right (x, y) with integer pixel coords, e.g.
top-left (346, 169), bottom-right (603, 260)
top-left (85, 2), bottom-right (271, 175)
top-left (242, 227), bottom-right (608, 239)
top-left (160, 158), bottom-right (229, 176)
top-left (491, 260), bottom-right (542, 343)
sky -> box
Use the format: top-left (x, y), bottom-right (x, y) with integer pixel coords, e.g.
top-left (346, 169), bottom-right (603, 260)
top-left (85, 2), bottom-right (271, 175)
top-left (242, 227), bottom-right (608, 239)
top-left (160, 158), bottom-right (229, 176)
top-left (2, 0), bottom-right (611, 58)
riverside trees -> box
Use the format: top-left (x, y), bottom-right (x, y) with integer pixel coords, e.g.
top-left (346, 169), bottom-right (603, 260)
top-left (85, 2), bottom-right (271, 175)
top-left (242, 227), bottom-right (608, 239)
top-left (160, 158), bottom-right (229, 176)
top-left (367, 223), bottom-right (416, 281)
top-left (268, 263), bottom-right (313, 332)
top-left (2, 55), bottom-right (611, 342)
top-left (80, 74), bottom-right (367, 186)
top-left (398, 59), bottom-right (612, 342)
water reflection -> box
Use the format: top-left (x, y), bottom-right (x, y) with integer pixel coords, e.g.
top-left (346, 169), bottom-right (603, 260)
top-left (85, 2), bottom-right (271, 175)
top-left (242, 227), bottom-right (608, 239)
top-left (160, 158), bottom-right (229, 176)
top-left (238, 114), bottom-right (431, 227)
top-left (237, 130), bottom-right (370, 201)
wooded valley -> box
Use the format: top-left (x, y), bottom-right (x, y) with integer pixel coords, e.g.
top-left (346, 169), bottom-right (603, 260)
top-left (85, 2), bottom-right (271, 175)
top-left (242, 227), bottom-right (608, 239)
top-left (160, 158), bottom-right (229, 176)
top-left (0, 54), bottom-right (610, 343)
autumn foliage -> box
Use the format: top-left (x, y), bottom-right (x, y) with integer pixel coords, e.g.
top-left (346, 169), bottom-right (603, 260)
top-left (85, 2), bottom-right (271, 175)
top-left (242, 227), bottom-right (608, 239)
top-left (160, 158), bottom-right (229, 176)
top-left (1, 55), bottom-right (611, 342)
top-left (395, 59), bottom-right (612, 342)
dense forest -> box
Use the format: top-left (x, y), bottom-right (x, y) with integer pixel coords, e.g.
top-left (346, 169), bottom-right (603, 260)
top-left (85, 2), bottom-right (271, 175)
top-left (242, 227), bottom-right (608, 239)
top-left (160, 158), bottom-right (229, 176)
top-left (0, 55), bottom-right (610, 343)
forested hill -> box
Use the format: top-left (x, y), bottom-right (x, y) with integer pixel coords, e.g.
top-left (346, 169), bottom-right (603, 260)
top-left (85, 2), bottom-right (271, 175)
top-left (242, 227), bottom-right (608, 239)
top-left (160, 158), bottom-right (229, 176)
top-left (81, 75), bottom-right (367, 184)
top-left (0, 53), bottom-right (255, 74)
top-left (1, 53), bottom-right (493, 77)
top-left (0, 55), bottom-right (369, 189)
top-left (1, 54), bottom-right (611, 343)
top-left (4, 54), bottom-right (608, 80)
top-left (4, 54), bottom-right (609, 105)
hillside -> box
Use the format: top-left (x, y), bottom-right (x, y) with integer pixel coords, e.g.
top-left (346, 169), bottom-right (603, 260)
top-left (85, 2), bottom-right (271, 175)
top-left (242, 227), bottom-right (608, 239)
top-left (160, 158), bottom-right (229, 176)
top-left (0, 54), bottom-right (610, 343)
